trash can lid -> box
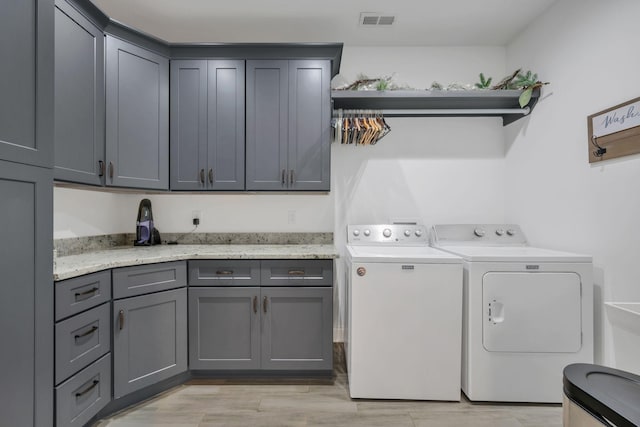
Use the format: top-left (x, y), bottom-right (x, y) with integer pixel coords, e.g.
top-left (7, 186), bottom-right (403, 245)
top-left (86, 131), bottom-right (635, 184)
top-left (564, 363), bottom-right (640, 427)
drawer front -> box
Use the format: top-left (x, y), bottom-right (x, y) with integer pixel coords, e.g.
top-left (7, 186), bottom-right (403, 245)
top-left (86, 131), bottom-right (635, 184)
top-left (112, 261), bottom-right (187, 299)
top-left (56, 353), bottom-right (111, 427)
top-left (55, 302), bottom-right (111, 385)
top-left (260, 260), bottom-right (333, 287)
top-left (55, 270), bottom-right (111, 321)
top-left (189, 260), bottom-right (260, 287)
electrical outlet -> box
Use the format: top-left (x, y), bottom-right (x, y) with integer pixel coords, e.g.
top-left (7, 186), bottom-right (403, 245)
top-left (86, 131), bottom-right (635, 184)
top-left (287, 210), bottom-right (296, 225)
top-left (192, 210), bottom-right (201, 226)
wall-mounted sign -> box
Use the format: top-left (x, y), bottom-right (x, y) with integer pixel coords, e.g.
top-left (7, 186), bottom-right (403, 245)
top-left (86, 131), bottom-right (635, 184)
top-left (588, 96), bottom-right (640, 163)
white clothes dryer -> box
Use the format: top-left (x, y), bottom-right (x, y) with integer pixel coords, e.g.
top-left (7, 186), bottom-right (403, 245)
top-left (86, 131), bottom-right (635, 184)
top-left (345, 224), bottom-right (463, 400)
top-left (431, 224), bottom-right (594, 403)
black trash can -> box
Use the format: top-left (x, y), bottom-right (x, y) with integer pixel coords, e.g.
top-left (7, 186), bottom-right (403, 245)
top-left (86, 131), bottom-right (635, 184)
top-left (563, 363), bottom-right (640, 426)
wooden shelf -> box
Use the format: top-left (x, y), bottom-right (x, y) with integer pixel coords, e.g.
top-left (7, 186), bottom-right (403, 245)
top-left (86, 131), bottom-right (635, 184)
top-left (331, 89), bottom-right (540, 126)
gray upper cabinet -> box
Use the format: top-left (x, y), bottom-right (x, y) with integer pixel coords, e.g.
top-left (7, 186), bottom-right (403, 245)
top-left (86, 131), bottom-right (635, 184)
top-left (170, 60), bottom-right (245, 190)
top-left (0, 0), bottom-right (53, 168)
top-left (0, 160), bottom-right (53, 427)
top-left (106, 35), bottom-right (169, 190)
top-left (54, 0), bottom-right (105, 185)
top-left (287, 60), bottom-right (331, 190)
top-left (246, 59), bottom-right (330, 191)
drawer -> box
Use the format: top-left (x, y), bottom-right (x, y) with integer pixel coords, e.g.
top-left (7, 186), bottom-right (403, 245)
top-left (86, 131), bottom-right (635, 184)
top-left (260, 260), bottom-right (333, 287)
top-left (55, 270), bottom-right (111, 321)
top-left (56, 353), bottom-right (111, 427)
top-left (189, 260), bottom-right (260, 286)
top-left (112, 261), bottom-right (187, 299)
top-left (55, 302), bottom-right (111, 385)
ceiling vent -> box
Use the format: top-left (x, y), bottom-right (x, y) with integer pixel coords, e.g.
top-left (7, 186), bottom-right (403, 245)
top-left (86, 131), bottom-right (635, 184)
top-left (359, 13), bottom-right (396, 26)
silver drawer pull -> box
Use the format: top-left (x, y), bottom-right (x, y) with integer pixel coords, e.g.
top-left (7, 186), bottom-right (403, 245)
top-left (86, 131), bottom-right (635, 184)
top-left (75, 379), bottom-right (99, 398)
top-left (216, 270), bottom-right (234, 275)
top-left (74, 287), bottom-right (98, 300)
top-left (288, 269), bottom-right (305, 276)
top-left (74, 326), bottom-right (98, 341)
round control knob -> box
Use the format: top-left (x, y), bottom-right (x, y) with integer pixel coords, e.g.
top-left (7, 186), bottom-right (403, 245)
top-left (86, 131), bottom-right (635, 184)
top-left (383, 228), bottom-right (392, 238)
top-left (415, 229), bottom-right (423, 237)
top-left (363, 229), bottom-right (371, 237)
top-left (357, 267), bottom-right (366, 277)
top-left (404, 229), bottom-right (411, 237)
top-left (506, 229), bottom-right (516, 236)
top-left (352, 229), bottom-right (360, 237)
top-left (495, 228), bottom-right (504, 236)
top-left (474, 228), bottom-right (486, 237)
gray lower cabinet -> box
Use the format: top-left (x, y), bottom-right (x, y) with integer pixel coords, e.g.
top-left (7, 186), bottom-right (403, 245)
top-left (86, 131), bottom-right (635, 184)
top-left (189, 260), bottom-right (333, 372)
top-left (112, 262), bottom-right (187, 398)
top-left (189, 287), bottom-right (260, 370)
top-left (0, 160), bottom-right (53, 427)
top-left (170, 60), bottom-right (245, 190)
top-left (246, 60), bottom-right (330, 191)
top-left (55, 354), bottom-right (111, 427)
top-left (0, 0), bottom-right (53, 168)
top-left (105, 35), bottom-right (169, 190)
top-left (54, 0), bottom-right (105, 185)
top-left (261, 287), bottom-right (333, 370)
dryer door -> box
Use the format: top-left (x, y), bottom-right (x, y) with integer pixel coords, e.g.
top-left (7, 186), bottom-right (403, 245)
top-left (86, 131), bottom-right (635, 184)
top-left (482, 272), bottom-right (582, 353)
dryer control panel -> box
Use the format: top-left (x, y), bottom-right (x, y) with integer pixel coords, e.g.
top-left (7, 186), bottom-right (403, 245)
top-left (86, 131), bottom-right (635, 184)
top-left (431, 224), bottom-right (528, 246)
top-left (348, 224), bottom-right (428, 245)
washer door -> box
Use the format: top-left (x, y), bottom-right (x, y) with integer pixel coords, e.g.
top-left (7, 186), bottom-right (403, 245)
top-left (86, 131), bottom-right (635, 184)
top-left (483, 272), bottom-right (582, 353)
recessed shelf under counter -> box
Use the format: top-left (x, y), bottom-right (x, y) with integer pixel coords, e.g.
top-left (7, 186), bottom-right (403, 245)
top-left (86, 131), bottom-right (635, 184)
top-left (331, 89), bottom-right (540, 125)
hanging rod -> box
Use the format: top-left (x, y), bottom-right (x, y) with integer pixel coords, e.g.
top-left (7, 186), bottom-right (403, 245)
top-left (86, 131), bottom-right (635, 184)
top-left (376, 107), bottom-right (531, 117)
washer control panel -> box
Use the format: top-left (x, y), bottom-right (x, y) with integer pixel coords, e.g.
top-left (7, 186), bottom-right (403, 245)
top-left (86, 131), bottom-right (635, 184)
top-left (348, 224), bottom-right (428, 245)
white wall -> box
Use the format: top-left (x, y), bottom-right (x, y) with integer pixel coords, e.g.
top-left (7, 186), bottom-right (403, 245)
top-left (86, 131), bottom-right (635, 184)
top-left (504, 0), bottom-right (640, 367)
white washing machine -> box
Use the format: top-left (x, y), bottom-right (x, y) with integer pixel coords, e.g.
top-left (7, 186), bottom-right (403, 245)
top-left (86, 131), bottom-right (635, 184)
top-left (345, 224), bottom-right (463, 400)
top-left (431, 224), bottom-right (594, 403)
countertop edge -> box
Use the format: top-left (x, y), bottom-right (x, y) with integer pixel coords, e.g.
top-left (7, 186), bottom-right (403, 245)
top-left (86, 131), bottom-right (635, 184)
top-left (54, 244), bottom-right (339, 281)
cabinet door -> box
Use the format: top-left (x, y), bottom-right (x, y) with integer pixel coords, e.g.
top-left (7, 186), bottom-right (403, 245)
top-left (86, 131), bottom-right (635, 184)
top-left (105, 35), bottom-right (169, 190)
top-left (261, 287), bottom-right (333, 371)
top-left (113, 288), bottom-right (187, 398)
top-left (288, 60), bottom-right (331, 191)
top-left (207, 60), bottom-right (245, 190)
top-left (170, 60), bottom-right (207, 190)
top-left (246, 60), bottom-right (288, 191)
top-left (189, 287), bottom-right (260, 370)
top-left (54, 1), bottom-right (105, 185)
top-left (0, 160), bottom-right (53, 427)
top-left (0, 0), bottom-right (53, 167)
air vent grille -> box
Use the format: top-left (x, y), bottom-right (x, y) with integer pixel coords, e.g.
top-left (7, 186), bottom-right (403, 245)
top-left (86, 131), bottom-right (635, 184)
top-left (360, 13), bottom-right (396, 26)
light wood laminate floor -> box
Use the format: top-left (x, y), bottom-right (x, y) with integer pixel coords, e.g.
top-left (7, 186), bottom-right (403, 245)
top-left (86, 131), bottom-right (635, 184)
top-left (94, 352), bottom-right (562, 427)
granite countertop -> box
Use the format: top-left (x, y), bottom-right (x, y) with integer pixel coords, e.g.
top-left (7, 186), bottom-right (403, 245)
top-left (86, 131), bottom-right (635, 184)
top-left (54, 244), bottom-right (339, 281)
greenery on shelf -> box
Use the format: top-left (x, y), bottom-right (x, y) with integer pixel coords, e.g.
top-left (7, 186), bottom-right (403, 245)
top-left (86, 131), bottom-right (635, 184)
top-left (334, 69), bottom-right (549, 107)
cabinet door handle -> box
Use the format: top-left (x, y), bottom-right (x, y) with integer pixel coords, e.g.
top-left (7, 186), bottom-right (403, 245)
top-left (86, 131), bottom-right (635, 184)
top-left (263, 296), bottom-right (268, 313)
top-left (75, 379), bottom-right (99, 398)
top-left (216, 270), bottom-right (234, 275)
top-left (290, 169), bottom-right (294, 185)
top-left (288, 269), bottom-right (305, 276)
top-left (118, 309), bottom-right (124, 330)
top-left (208, 168), bottom-right (213, 184)
top-left (281, 169), bottom-right (286, 186)
top-left (74, 326), bottom-right (98, 341)
top-left (109, 162), bottom-right (114, 179)
top-left (253, 296), bottom-right (258, 314)
top-left (74, 287), bottom-right (98, 300)
top-left (98, 160), bottom-right (105, 177)
top-left (200, 169), bottom-right (205, 184)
